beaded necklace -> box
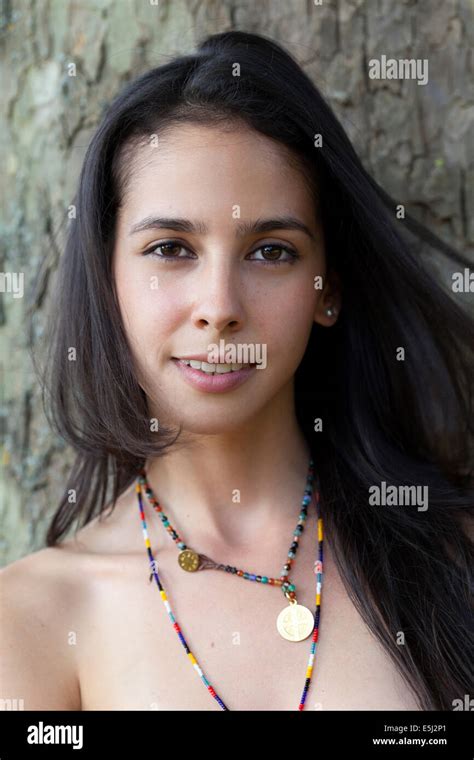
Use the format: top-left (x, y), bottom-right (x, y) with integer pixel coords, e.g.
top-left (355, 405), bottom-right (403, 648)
top-left (136, 458), bottom-right (324, 710)
top-left (140, 457), bottom-right (316, 636)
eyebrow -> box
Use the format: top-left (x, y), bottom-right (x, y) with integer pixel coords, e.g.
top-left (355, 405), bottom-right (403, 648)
top-left (129, 215), bottom-right (316, 241)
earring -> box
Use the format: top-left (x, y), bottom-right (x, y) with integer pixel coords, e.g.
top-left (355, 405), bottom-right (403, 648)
top-left (326, 306), bottom-right (337, 317)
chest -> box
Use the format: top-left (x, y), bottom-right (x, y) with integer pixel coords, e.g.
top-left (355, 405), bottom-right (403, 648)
top-left (75, 537), bottom-right (420, 711)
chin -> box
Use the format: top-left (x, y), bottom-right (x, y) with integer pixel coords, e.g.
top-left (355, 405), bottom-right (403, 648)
top-left (172, 408), bottom-right (262, 435)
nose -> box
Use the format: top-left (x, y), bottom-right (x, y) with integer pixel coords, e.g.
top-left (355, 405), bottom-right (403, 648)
top-left (191, 252), bottom-right (245, 333)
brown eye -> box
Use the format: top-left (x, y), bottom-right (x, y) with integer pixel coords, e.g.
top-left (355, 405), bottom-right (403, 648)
top-left (248, 244), bottom-right (299, 266)
top-left (143, 241), bottom-right (190, 260)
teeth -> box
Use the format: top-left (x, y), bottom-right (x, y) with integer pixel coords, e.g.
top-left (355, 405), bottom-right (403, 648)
top-left (183, 360), bottom-right (251, 374)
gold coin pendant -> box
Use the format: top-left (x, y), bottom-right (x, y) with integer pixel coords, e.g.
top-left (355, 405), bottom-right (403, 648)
top-left (178, 549), bottom-right (200, 572)
top-left (276, 602), bottom-right (314, 642)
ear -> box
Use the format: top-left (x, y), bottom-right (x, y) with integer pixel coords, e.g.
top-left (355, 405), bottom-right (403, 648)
top-left (313, 269), bottom-right (342, 326)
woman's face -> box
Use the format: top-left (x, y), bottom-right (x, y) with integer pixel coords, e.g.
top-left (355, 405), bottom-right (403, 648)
top-left (112, 123), bottom-right (340, 433)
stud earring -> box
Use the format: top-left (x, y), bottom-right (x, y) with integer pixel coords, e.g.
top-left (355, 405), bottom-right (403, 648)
top-left (326, 306), bottom-right (337, 317)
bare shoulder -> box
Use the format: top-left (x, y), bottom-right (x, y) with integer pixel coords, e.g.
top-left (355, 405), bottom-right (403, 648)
top-left (0, 488), bottom-right (144, 711)
top-left (0, 544), bottom-right (83, 710)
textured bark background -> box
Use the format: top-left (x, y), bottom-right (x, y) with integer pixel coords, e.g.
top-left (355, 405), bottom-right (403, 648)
top-left (1, 0), bottom-right (473, 565)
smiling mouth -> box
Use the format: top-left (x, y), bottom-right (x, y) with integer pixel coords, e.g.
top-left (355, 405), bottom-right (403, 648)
top-left (172, 358), bottom-right (257, 375)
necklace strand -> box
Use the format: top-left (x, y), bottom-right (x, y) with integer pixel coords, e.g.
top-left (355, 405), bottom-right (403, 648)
top-left (139, 460), bottom-right (315, 602)
top-left (136, 463), bottom-right (324, 710)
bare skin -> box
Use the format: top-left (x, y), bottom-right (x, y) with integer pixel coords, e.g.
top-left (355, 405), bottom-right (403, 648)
top-left (0, 484), bottom-right (420, 711)
top-left (1, 123), bottom-right (421, 710)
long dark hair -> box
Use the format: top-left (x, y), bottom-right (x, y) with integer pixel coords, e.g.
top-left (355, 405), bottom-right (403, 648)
top-left (34, 31), bottom-right (474, 710)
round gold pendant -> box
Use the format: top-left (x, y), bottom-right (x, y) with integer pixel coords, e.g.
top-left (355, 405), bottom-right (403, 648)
top-left (276, 602), bottom-right (314, 642)
top-left (178, 549), bottom-right (200, 572)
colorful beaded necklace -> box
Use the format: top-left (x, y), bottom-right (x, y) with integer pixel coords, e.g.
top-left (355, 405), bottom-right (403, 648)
top-left (139, 458), bottom-right (315, 628)
top-left (136, 458), bottom-right (324, 710)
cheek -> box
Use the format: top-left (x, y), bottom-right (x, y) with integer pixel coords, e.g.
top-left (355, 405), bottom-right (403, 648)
top-left (114, 260), bottom-right (178, 345)
top-left (262, 278), bottom-right (316, 360)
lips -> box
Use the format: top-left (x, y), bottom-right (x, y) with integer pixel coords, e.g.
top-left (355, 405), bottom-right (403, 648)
top-left (171, 357), bottom-right (256, 393)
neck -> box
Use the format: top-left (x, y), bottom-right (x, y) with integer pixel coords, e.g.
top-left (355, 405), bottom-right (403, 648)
top-left (143, 409), bottom-right (312, 555)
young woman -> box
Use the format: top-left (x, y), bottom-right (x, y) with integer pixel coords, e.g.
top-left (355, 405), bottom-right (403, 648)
top-left (1, 31), bottom-right (473, 712)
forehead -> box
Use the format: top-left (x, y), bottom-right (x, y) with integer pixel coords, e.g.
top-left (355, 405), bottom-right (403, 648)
top-left (116, 123), bottom-right (317, 225)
